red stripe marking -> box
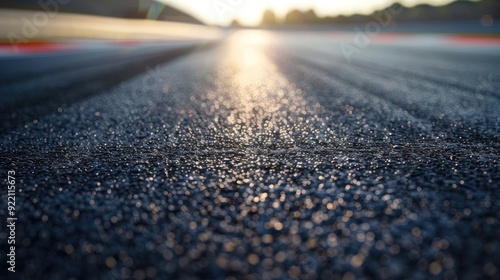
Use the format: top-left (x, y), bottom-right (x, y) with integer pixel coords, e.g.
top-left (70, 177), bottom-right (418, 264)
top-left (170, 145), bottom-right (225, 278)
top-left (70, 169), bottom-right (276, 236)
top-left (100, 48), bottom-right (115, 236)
top-left (447, 35), bottom-right (500, 45)
top-left (0, 42), bottom-right (76, 53)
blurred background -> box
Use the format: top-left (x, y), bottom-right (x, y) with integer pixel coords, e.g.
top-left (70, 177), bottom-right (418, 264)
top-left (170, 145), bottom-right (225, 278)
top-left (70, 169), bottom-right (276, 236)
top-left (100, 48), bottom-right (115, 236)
top-left (1, 0), bottom-right (499, 131)
top-left (1, 0), bottom-right (499, 39)
top-left (1, 2), bottom-right (500, 279)
top-left (1, 0), bottom-right (499, 26)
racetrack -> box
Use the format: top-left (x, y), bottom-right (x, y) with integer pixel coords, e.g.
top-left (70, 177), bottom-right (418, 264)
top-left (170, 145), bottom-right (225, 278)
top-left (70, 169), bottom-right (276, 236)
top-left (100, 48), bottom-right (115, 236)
top-left (1, 29), bottom-right (499, 279)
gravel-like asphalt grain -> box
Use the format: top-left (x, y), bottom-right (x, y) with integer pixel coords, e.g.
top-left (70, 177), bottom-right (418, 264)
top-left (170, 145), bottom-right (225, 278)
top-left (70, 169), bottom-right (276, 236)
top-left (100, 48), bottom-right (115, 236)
top-left (1, 30), bottom-right (499, 279)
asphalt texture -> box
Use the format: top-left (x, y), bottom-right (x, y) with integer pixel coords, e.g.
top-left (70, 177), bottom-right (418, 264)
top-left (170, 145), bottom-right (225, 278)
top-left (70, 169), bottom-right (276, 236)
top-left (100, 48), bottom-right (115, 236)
top-left (1, 30), bottom-right (499, 279)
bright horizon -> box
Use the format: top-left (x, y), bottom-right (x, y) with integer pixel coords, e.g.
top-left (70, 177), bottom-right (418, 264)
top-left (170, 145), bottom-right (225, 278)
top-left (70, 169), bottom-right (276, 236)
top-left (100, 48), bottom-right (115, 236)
top-left (160, 0), bottom-right (460, 26)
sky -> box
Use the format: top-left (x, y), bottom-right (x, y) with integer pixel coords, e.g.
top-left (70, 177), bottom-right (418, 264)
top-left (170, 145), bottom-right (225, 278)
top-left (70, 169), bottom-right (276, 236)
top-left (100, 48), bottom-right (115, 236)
top-left (161, 0), bottom-right (458, 26)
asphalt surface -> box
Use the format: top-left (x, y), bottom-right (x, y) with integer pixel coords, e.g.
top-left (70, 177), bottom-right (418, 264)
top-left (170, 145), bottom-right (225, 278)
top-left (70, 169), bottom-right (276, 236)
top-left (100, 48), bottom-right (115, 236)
top-left (0, 40), bottom-right (221, 127)
top-left (1, 30), bottom-right (499, 279)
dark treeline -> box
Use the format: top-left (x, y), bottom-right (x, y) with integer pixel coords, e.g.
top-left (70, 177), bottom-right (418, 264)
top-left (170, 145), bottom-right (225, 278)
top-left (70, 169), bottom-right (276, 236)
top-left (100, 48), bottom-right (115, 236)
top-left (259, 0), bottom-right (500, 26)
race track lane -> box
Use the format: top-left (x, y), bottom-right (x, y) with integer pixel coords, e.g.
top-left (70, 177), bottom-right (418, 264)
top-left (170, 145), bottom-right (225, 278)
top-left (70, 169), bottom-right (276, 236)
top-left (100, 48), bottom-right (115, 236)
top-left (0, 30), bottom-right (499, 279)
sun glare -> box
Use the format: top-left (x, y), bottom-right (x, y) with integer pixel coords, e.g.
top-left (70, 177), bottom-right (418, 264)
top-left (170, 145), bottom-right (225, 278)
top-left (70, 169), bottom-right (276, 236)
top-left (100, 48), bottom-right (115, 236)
top-left (237, 30), bottom-right (272, 46)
